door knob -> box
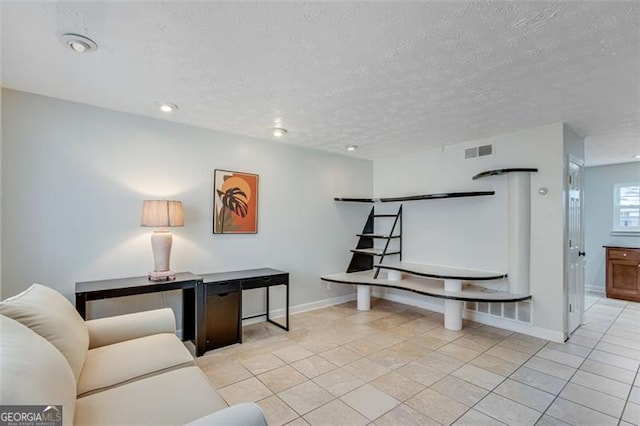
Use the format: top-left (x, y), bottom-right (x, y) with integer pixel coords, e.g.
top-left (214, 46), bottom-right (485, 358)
top-left (578, 251), bottom-right (586, 257)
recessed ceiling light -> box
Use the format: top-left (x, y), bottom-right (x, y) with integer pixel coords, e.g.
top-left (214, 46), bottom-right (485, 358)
top-left (60, 33), bottom-right (98, 53)
top-left (634, 154), bottom-right (640, 159)
top-left (159, 102), bottom-right (178, 113)
top-left (273, 128), bottom-right (287, 137)
top-left (347, 145), bottom-right (358, 151)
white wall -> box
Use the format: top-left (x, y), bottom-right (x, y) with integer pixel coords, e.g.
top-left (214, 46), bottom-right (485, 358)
top-left (585, 161), bottom-right (640, 292)
top-left (374, 123), bottom-right (567, 340)
top-left (1, 89), bottom-right (372, 323)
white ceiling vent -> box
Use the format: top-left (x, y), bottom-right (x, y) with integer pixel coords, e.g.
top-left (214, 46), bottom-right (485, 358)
top-left (465, 144), bottom-right (493, 159)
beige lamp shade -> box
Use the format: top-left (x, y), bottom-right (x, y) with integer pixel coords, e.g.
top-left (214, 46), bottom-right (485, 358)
top-left (141, 200), bottom-right (184, 227)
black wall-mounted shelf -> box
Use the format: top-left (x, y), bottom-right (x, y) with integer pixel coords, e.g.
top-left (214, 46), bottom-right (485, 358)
top-left (472, 168), bottom-right (539, 180)
top-left (357, 233), bottom-right (401, 239)
top-left (335, 191), bottom-right (495, 203)
top-left (380, 191), bottom-right (494, 202)
top-left (334, 197), bottom-right (378, 203)
top-left (351, 248), bottom-right (401, 256)
top-left (321, 271), bottom-right (531, 303)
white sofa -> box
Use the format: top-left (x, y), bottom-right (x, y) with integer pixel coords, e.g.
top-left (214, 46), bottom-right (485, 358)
top-left (0, 284), bottom-right (267, 425)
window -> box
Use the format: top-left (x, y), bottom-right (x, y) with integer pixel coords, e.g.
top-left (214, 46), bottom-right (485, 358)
top-left (613, 183), bottom-right (640, 234)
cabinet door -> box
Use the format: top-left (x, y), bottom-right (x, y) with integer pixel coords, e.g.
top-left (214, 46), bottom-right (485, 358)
top-left (607, 259), bottom-right (640, 302)
top-left (205, 284), bottom-right (242, 351)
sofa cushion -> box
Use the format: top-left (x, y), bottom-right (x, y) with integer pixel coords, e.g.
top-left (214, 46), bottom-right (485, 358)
top-left (0, 315), bottom-right (77, 426)
top-left (77, 333), bottom-right (195, 396)
top-left (0, 284), bottom-right (89, 381)
top-left (75, 366), bottom-right (228, 425)
top-left (86, 308), bottom-right (177, 349)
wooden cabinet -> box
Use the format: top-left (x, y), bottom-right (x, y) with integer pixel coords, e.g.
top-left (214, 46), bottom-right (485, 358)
top-left (605, 246), bottom-right (640, 302)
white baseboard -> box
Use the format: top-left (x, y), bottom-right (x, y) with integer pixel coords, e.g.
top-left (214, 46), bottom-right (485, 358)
top-left (372, 288), bottom-right (564, 343)
top-left (178, 293), bottom-right (357, 337)
top-left (372, 288), bottom-right (444, 313)
top-left (585, 285), bottom-right (605, 295)
top-left (463, 310), bottom-right (564, 342)
top-left (186, 287), bottom-right (565, 343)
top-left (242, 292), bottom-right (358, 326)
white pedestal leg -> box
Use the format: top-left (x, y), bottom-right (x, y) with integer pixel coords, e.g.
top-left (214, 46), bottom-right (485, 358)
top-left (443, 279), bottom-right (463, 331)
top-left (387, 270), bottom-right (402, 282)
top-left (508, 172), bottom-right (531, 295)
top-left (357, 285), bottom-right (371, 311)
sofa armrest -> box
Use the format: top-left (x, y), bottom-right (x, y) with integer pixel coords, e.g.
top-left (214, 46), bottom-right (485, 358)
top-left (86, 308), bottom-right (177, 349)
top-left (184, 403), bottom-right (267, 426)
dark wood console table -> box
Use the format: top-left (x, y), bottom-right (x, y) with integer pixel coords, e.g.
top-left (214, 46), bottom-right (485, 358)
top-left (76, 269), bottom-right (289, 357)
top-left (75, 272), bottom-right (202, 342)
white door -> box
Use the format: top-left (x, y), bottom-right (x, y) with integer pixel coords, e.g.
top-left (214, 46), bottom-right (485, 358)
top-left (567, 157), bottom-right (585, 334)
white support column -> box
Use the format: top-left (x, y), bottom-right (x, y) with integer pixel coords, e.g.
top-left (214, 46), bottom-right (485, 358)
top-left (357, 285), bottom-right (371, 311)
top-left (507, 172), bottom-right (531, 295)
top-left (387, 270), bottom-right (402, 282)
top-left (443, 279), bottom-right (463, 331)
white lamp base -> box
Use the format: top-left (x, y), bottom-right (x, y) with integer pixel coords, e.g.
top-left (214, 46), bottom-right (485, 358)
top-left (149, 230), bottom-right (176, 281)
top-left (148, 270), bottom-right (176, 281)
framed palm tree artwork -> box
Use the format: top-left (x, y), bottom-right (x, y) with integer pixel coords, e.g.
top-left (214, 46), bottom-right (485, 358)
top-left (213, 169), bottom-right (259, 234)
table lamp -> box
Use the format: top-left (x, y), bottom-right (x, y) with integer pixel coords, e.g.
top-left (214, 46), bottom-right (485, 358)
top-left (141, 200), bottom-right (184, 281)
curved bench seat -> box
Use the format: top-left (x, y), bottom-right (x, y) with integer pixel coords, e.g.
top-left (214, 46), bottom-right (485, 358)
top-left (321, 268), bottom-right (531, 332)
top-left (320, 270), bottom-right (530, 303)
top-left (374, 262), bottom-right (507, 281)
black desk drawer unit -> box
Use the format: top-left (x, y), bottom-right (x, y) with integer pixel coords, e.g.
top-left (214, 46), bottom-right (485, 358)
top-left (197, 268), bottom-right (289, 356)
top-left (243, 273), bottom-right (289, 290)
top-left (205, 281), bottom-right (242, 351)
top-left (208, 280), bottom-right (242, 295)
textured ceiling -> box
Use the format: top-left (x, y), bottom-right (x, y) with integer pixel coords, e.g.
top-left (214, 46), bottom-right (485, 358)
top-left (1, 1), bottom-right (638, 166)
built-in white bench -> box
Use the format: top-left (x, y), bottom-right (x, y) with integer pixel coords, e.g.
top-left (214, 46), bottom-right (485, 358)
top-left (326, 171), bottom-right (537, 332)
top-left (321, 261), bottom-right (531, 331)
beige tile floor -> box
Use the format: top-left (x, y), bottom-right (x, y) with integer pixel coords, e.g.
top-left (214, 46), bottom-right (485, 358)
top-left (196, 294), bottom-right (639, 425)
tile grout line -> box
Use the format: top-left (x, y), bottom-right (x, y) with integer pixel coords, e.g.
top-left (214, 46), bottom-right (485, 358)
top-left (208, 299), bottom-right (638, 426)
top-left (537, 299), bottom-right (631, 425)
top-left (451, 335), bottom-right (548, 424)
top-left (301, 317), bottom-right (509, 424)
top-left (392, 323), bottom-right (516, 425)
top-left (453, 297), bottom-right (632, 425)
top-left (254, 312), bottom-right (411, 424)
top-left (617, 364), bottom-right (639, 426)
top-left (267, 319), bottom-right (536, 424)
top-left (616, 303), bottom-right (640, 426)
top-left (314, 311), bottom-right (459, 424)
